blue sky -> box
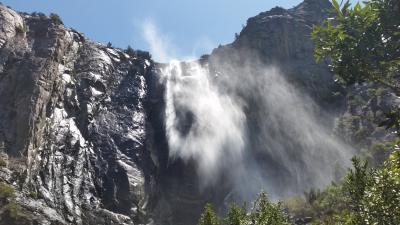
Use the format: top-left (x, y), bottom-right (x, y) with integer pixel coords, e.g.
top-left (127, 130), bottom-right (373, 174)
top-left (2, 0), bottom-right (357, 61)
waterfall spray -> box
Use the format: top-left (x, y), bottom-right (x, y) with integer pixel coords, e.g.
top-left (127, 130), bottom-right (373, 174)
top-left (160, 59), bottom-right (353, 199)
top-left (161, 60), bottom-right (246, 185)
top-left (144, 22), bottom-right (353, 200)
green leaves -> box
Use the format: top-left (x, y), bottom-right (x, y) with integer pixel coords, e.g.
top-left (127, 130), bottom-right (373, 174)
top-left (283, 150), bottom-right (400, 224)
top-left (312, 0), bottom-right (399, 87)
top-left (379, 108), bottom-right (400, 131)
top-left (198, 193), bottom-right (289, 225)
top-left (313, 0), bottom-right (400, 139)
top-left (331, 0), bottom-right (351, 20)
top-left (0, 182), bottom-right (15, 204)
top-left (361, 151), bottom-right (400, 224)
top-left (344, 156), bottom-right (369, 223)
top-left (199, 204), bottom-right (220, 225)
top-left (249, 192), bottom-right (290, 225)
top-left (224, 204), bottom-right (247, 225)
top-left (332, 0), bottom-right (340, 13)
top-left (340, 151), bottom-right (400, 224)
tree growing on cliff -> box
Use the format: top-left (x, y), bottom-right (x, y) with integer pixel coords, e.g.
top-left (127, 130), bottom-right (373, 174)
top-left (49, 13), bottom-right (63, 25)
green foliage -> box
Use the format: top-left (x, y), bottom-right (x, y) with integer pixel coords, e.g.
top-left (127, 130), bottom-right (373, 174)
top-left (343, 151), bottom-right (400, 224)
top-left (0, 182), bottom-right (15, 203)
top-left (311, 185), bottom-right (347, 215)
top-left (310, 209), bottom-right (355, 225)
top-left (0, 158), bottom-right (7, 167)
top-left (198, 193), bottom-right (289, 225)
top-left (285, 151), bottom-right (400, 224)
top-left (224, 203), bottom-right (247, 225)
top-left (199, 204), bottom-right (220, 225)
top-left (285, 1), bottom-right (400, 224)
top-left (197, 162), bottom-right (396, 224)
top-left (285, 184), bottom-right (349, 223)
top-left (313, 0), bottom-right (400, 136)
top-left (312, 0), bottom-right (400, 89)
top-left (49, 13), bottom-right (63, 25)
top-left (248, 192), bottom-right (290, 225)
top-left (343, 157), bottom-right (369, 224)
top-left (3, 202), bottom-right (22, 219)
top-left (0, 182), bottom-right (29, 224)
top-left (283, 196), bottom-right (308, 217)
top-left (361, 151), bottom-right (400, 224)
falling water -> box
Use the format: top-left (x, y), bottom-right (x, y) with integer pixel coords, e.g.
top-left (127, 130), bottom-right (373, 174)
top-left (161, 60), bottom-right (246, 185)
top-left (160, 58), bottom-right (353, 200)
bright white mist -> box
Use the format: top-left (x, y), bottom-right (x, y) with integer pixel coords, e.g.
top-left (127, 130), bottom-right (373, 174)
top-left (161, 61), bottom-right (246, 185)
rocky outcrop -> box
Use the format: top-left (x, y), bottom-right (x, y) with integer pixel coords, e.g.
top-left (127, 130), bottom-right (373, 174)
top-left (335, 83), bottom-right (399, 165)
top-left (0, 4), bottom-right (156, 224)
top-left (210, 0), bottom-right (338, 107)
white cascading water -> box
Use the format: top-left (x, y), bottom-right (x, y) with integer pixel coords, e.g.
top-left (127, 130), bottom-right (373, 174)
top-left (160, 59), bottom-right (353, 200)
top-left (161, 60), bottom-right (246, 185)
top-left (145, 21), bottom-right (353, 199)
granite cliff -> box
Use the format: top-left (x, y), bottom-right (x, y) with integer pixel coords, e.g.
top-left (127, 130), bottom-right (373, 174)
top-left (0, 5), bottom-right (156, 224)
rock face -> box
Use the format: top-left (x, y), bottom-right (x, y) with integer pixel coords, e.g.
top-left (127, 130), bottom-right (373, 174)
top-left (0, 4), bottom-right (156, 225)
top-left (0, 1), bottom-right (391, 225)
top-left (210, 0), bottom-right (337, 106)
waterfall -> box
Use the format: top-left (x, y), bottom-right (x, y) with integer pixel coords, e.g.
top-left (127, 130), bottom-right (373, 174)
top-left (161, 60), bottom-right (246, 185)
top-left (160, 58), bottom-right (353, 200)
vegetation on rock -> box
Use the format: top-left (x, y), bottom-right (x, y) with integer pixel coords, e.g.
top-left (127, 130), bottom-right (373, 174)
top-left (49, 13), bottom-right (63, 25)
top-left (0, 158), bottom-right (7, 168)
top-left (0, 182), bottom-right (15, 203)
top-left (0, 181), bottom-right (27, 223)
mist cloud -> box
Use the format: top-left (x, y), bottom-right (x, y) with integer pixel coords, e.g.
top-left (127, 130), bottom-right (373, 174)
top-left (142, 20), bottom-right (175, 62)
top-left (163, 61), bottom-right (246, 185)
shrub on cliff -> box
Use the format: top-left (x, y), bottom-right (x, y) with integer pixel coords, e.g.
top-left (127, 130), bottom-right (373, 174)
top-left (0, 182), bottom-right (30, 224)
top-left (0, 182), bottom-right (15, 204)
top-left (49, 13), bottom-right (63, 25)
